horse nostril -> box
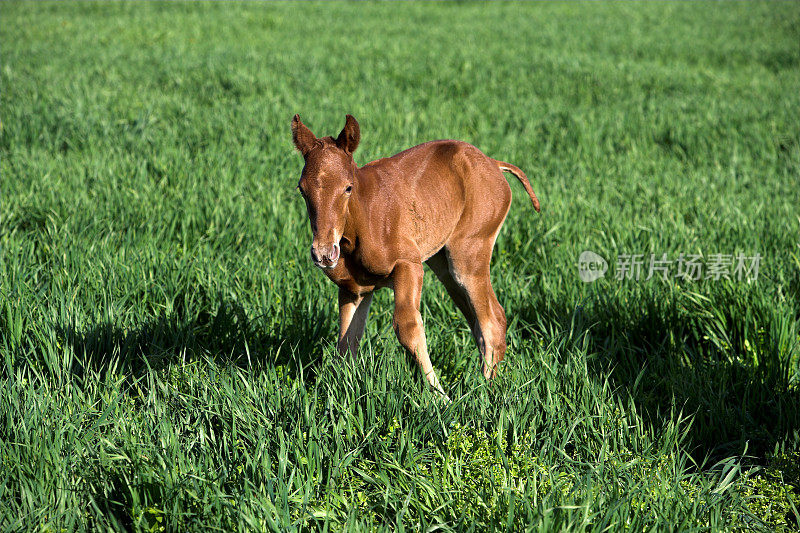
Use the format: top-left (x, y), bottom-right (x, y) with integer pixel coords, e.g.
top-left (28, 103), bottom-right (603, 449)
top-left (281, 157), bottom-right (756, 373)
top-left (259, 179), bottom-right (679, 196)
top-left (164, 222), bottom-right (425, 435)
top-left (311, 243), bottom-right (338, 267)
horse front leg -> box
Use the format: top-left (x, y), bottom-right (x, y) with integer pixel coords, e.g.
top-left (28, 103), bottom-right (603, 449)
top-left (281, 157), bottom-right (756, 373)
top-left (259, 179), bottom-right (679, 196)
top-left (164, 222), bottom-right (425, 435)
top-left (391, 261), bottom-right (447, 399)
top-left (337, 287), bottom-right (373, 356)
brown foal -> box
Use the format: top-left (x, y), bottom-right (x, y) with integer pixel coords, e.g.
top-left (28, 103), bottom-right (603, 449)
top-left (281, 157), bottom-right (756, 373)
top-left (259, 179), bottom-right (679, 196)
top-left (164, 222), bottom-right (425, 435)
top-left (292, 114), bottom-right (540, 396)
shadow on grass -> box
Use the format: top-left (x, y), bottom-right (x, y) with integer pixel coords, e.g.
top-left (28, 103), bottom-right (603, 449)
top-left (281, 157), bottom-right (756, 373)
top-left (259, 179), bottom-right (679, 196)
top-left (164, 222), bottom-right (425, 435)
top-left (515, 290), bottom-right (800, 464)
top-left (54, 283), bottom-right (799, 464)
top-left (57, 299), bottom-right (332, 383)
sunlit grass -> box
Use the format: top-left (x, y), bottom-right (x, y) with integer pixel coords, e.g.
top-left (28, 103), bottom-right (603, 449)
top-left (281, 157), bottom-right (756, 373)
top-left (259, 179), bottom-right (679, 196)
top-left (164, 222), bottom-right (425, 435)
top-left (2, 1), bottom-right (799, 530)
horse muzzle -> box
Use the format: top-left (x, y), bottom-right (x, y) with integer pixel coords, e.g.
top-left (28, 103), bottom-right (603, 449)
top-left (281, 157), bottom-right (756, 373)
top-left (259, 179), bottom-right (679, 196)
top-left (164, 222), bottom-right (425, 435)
top-left (311, 242), bottom-right (340, 269)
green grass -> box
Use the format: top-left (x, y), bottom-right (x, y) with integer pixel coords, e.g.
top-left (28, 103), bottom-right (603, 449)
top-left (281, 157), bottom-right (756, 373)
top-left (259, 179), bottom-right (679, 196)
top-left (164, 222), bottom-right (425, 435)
top-left (2, 1), bottom-right (800, 530)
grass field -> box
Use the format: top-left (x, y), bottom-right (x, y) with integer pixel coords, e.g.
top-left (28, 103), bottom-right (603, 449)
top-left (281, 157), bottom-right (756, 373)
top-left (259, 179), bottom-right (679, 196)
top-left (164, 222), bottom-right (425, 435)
top-left (2, 1), bottom-right (800, 530)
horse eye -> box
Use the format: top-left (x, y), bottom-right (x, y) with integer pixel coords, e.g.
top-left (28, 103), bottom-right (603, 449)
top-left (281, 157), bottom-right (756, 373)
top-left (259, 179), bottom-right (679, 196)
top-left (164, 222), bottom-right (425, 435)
top-left (345, 185), bottom-right (352, 194)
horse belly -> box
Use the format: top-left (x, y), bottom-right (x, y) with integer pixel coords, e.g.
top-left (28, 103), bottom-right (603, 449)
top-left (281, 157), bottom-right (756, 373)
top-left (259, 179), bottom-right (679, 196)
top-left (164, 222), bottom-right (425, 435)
top-left (409, 175), bottom-right (464, 261)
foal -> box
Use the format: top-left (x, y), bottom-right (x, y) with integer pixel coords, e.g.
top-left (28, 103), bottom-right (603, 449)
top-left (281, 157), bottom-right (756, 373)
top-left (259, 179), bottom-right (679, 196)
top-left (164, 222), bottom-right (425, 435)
top-left (292, 114), bottom-right (540, 395)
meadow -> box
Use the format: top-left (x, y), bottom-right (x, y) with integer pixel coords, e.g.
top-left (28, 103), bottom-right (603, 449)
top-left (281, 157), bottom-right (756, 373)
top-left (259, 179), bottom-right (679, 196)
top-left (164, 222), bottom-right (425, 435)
top-left (2, 1), bottom-right (800, 530)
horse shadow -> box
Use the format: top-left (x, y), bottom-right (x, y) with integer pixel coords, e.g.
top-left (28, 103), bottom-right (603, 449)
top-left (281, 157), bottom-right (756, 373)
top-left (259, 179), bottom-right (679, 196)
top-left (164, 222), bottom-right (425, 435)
top-left (513, 289), bottom-right (800, 465)
top-left (57, 298), bottom-right (333, 384)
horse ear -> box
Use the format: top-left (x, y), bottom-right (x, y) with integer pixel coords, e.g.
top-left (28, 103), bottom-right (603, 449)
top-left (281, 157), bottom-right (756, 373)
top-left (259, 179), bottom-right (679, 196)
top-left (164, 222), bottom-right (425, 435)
top-left (291, 114), bottom-right (317, 157)
top-left (335, 114), bottom-right (360, 154)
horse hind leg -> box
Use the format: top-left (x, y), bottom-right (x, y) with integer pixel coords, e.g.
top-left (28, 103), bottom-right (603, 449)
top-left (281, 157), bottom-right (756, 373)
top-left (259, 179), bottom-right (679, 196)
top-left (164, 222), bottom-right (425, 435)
top-left (429, 245), bottom-right (507, 379)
